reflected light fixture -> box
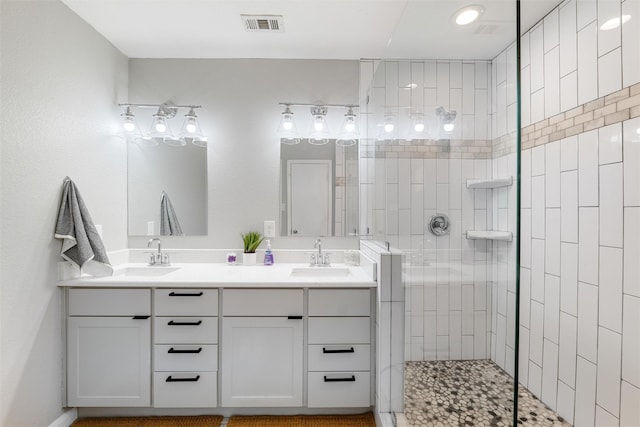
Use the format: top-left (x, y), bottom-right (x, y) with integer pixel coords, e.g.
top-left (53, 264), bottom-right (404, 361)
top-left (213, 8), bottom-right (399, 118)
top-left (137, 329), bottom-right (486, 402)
top-left (453, 5), bottom-right (484, 26)
top-left (277, 104), bottom-right (301, 145)
top-left (336, 107), bottom-right (359, 147)
top-left (308, 105), bottom-right (330, 145)
top-left (436, 106), bottom-right (457, 134)
top-left (600, 14), bottom-right (631, 31)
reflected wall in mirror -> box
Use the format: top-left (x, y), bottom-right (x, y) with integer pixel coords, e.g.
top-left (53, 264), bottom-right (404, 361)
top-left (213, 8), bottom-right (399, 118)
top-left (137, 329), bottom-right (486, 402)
top-left (128, 141), bottom-right (207, 236)
top-left (280, 139), bottom-right (358, 237)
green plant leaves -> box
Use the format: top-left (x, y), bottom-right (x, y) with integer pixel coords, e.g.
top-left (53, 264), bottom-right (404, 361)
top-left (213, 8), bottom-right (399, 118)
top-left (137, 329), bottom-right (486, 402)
top-left (241, 231), bottom-right (264, 253)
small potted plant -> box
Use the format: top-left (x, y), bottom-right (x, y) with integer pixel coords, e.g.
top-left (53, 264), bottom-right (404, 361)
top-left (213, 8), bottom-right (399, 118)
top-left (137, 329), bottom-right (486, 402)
top-left (241, 231), bottom-right (264, 265)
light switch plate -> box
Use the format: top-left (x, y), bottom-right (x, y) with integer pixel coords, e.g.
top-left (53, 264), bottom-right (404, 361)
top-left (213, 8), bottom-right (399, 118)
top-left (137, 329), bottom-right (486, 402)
top-left (264, 220), bottom-right (276, 238)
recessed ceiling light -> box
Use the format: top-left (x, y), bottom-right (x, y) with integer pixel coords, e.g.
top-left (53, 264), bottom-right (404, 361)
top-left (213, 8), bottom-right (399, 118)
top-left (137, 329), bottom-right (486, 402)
top-left (600, 14), bottom-right (631, 31)
top-left (453, 5), bottom-right (484, 26)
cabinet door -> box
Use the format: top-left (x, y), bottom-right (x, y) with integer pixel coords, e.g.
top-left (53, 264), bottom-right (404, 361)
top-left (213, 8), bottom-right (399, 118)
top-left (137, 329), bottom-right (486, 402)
top-left (67, 317), bottom-right (150, 407)
top-left (221, 317), bottom-right (303, 407)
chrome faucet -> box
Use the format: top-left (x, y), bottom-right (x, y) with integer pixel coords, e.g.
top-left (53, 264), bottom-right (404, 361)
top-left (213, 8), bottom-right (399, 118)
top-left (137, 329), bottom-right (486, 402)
top-left (147, 238), bottom-right (170, 265)
top-left (309, 239), bottom-right (331, 266)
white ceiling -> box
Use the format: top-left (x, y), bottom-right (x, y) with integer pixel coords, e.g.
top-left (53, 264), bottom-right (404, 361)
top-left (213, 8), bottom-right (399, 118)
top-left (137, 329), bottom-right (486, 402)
top-left (61, 0), bottom-right (560, 60)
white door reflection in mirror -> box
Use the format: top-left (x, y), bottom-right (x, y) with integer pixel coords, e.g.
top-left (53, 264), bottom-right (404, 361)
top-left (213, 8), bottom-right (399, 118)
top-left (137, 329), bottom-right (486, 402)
top-left (288, 160), bottom-right (331, 236)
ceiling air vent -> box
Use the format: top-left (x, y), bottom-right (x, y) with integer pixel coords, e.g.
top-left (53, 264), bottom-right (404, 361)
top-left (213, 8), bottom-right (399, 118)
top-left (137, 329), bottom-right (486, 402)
top-left (241, 15), bottom-right (284, 32)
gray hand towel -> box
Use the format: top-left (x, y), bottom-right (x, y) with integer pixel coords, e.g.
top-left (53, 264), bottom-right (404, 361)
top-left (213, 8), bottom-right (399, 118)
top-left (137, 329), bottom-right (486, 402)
top-left (54, 177), bottom-right (113, 276)
top-left (160, 190), bottom-right (184, 236)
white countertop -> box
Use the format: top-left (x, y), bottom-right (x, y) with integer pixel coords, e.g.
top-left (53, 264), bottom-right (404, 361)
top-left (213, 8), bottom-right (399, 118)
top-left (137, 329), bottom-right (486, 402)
top-left (58, 263), bottom-right (376, 288)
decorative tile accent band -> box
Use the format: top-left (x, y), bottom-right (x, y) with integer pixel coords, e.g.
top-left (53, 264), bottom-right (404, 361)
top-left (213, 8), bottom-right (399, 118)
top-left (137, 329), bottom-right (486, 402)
top-left (521, 82), bottom-right (640, 151)
top-left (360, 138), bottom-right (493, 159)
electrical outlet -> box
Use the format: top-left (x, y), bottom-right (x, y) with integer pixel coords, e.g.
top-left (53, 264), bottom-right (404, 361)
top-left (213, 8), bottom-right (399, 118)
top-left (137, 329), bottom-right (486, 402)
top-left (264, 220), bottom-right (276, 238)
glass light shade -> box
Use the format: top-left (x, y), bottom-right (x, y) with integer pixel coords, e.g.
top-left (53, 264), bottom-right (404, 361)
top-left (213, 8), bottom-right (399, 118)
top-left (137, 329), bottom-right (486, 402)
top-left (191, 136), bottom-right (208, 147)
top-left (148, 111), bottom-right (174, 139)
top-left (179, 108), bottom-right (204, 138)
top-left (120, 107), bottom-right (142, 140)
top-left (163, 136), bottom-right (187, 147)
top-left (378, 114), bottom-right (397, 140)
top-left (308, 106), bottom-right (330, 145)
top-left (336, 109), bottom-right (359, 147)
top-left (277, 106), bottom-right (301, 145)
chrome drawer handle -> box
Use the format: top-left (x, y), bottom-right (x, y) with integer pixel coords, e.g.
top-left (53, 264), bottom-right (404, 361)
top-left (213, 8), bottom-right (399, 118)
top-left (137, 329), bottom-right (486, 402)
top-left (323, 375), bottom-right (356, 382)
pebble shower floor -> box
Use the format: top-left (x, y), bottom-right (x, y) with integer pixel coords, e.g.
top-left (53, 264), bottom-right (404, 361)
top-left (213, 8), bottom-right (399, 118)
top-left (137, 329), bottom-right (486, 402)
top-left (404, 360), bottom-right (571, 426)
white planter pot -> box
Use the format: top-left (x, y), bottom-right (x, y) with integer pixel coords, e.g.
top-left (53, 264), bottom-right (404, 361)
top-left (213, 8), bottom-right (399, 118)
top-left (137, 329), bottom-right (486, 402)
top-left (243, 253), bottom-right (257, 265)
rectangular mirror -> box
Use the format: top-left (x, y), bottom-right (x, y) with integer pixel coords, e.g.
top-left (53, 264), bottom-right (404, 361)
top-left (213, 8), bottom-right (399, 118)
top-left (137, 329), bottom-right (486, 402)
top-left (279, 140), bottom-right (358, 237)
top-left (127, 141), bottom-right (207, 236)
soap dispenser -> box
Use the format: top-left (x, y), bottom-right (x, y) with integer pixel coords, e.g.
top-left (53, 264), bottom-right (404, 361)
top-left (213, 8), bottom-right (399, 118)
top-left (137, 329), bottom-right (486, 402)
top-left (264, 239), bottom-right (274, 265)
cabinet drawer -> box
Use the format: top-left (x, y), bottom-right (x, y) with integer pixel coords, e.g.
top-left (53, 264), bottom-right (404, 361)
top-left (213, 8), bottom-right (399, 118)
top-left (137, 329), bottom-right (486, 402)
top-left (222, 289), bottom-right (303, 316)
top-left (154, 317), bottom-right (218, 344)
top-left (308, 290), bottom-right (370, 316)
top-left (308, 317), bottom-right (370, 344)
top-left (68, 289), bottom-right (150, 316)
top-left (154, 345), bottom-right (218, 372)
top-left (153, 372), bottom-right (217, 408)
top-left (307, 372), bottom-right (371, 408)
top-left (154, 289), bottom-right (218, 316)
top-left (308, 345), bottom-right (370, 372)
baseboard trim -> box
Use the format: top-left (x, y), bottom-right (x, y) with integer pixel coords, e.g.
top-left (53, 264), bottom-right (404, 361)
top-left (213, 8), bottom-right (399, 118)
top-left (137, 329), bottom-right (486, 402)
top-left (49, 408), bottom-right (77, 427)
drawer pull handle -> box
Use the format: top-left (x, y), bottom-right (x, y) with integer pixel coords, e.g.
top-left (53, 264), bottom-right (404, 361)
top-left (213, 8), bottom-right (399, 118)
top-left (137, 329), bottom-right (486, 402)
top-left (324, 375), bottom-right (356, 382)
top-left (323, 347), bottom-right (354, 354)
top-left (168, 347), bottom-right (202, 354)
top-left (167, 320), bottom-right (202, 326)
top-left (166, 375), bottom-right (200, 382)
top-left (287, 315), bottom-right (303, 320)
top-left (132, 315), bottom-right (150, 320)
top-left (169, 292), bottom-right (204, 297)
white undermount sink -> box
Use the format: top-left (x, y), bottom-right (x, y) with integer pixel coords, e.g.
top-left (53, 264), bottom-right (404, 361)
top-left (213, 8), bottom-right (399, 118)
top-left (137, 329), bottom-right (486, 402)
top-left (289, 266), bottom-right (351, 277)
top-left (115, 266), bottom-right (180, 277)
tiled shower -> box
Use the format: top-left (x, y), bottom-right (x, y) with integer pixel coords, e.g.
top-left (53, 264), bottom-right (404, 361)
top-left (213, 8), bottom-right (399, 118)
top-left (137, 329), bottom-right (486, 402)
top-left (359, 0), bottom-right (640, 425)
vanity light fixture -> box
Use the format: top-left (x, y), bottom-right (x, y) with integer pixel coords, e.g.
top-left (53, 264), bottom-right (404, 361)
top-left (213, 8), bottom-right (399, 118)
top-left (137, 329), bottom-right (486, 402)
top-left (118, 103), bottom-right (207, 147)
top-left (453, 5), bottom-right (484, 26)
top-left (277, 104), bottom-right (301, 145)
top-left (600, 14), bottom-right (631, 31)
top-left (277, 102), bottom-right (359, 146)
top-left (336, 107), bottom-right (359, 147)
top-left (436, 106), bottom-right (457, 134)
top-left (308, 105), bottom-right (331, 145)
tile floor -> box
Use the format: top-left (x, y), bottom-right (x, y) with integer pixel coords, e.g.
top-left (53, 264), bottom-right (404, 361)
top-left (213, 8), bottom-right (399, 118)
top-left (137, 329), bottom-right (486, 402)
top-left (403, 360), bottom-right (571, 426)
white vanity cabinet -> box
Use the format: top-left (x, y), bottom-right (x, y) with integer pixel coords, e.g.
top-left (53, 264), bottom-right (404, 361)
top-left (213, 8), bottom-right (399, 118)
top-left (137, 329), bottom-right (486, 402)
top-left (153, 289), bottom-right (218, 408)
top-left (221, 289), bottom-right (304, 407)
top-left (67, 289), bottom-right (151, 407)
top-left (307, 289), bottom-right (372, 407)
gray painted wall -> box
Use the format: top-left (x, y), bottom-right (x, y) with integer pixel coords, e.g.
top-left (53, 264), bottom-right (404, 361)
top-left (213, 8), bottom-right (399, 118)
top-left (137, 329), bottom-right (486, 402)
top-left (0, 1), bottom-right (129, 425)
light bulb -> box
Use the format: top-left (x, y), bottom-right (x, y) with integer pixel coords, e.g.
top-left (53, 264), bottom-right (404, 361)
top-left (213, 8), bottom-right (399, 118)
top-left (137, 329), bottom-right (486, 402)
top-left (443, 123), bottom-right (454, 132)
top-left (636, 127), bottom-right (640, 135)
top-left (345, 122), bottom-right (356, 132)
top-left (414, 123), bottom-right (425, 132)
top-left (123, 121), bottom-right (135, 132)
top-left (186, 123), bottom-right (197, 133)
top-left (384, 123), bottom-right (395, 133)
top-left (456, 9), bottom-right (479, 25)
top-left (314, 120), bottom-right (324, 132)
top-left (155, 122), bottom-right (167, 133)
top-left (283, 120), bottom-right (293, 130)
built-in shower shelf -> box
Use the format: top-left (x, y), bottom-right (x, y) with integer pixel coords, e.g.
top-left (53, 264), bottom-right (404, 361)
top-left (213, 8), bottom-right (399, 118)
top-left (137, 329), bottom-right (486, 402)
top-left (466, 230), bottom-right (513, 241)
top-left (466, 177), bottom-right (513, 189)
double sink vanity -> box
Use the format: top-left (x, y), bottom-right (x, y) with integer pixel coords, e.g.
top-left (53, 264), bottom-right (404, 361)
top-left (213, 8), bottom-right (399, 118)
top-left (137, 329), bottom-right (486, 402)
top-left (59, 258), bottom-right (377, 414)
